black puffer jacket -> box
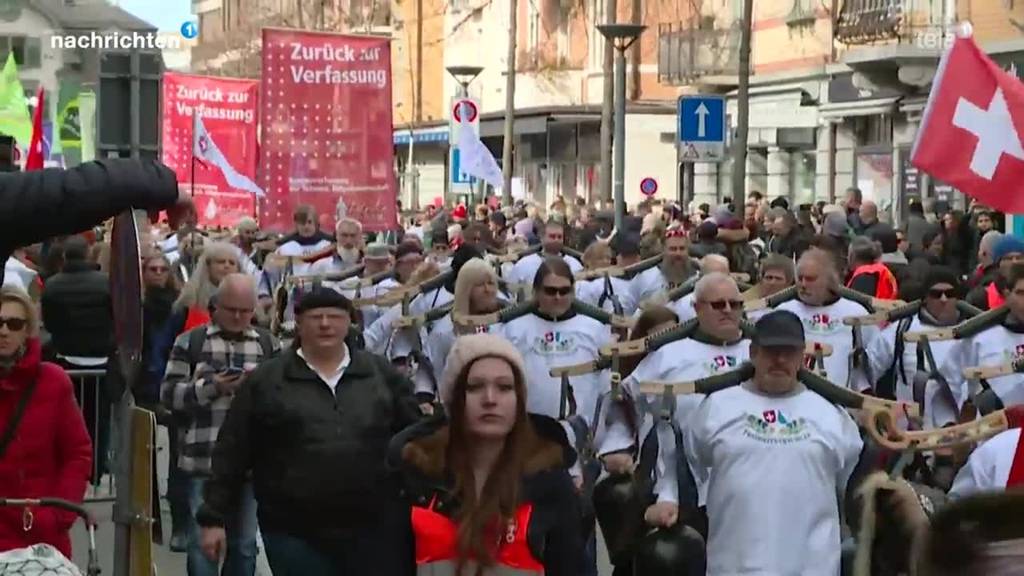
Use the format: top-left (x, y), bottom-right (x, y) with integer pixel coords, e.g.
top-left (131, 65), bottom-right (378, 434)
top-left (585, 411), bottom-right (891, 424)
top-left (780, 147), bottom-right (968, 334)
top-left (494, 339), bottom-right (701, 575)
top-left (0, 159), bottom-right (178, 285)
top-left (40, 260), bottom-right (114, 357)
top-left (390, 413), bottom-right (584, 576)
top-left (197, 346), bottom-right (423, 542)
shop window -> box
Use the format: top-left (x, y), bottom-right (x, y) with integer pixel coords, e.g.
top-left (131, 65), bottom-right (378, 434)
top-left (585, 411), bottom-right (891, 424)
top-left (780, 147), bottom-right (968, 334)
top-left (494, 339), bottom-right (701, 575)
top-left (854, 114), bottom-right (892, 146)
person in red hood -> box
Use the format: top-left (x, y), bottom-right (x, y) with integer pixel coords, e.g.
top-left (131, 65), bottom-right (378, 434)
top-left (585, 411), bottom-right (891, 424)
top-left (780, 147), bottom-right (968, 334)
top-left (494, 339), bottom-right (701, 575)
top-left (0, 286), bottom-right (92, 558)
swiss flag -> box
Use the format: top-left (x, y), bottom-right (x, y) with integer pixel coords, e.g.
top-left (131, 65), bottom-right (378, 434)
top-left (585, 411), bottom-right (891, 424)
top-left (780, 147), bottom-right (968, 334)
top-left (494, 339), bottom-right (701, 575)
top-left (912, 35), bottom-right (1024, 212)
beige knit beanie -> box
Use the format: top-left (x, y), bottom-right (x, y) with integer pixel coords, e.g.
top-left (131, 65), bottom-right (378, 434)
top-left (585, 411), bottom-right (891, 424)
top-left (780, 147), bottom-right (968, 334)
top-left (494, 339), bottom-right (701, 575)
top-left (439, 334), bottom-right (527, 407)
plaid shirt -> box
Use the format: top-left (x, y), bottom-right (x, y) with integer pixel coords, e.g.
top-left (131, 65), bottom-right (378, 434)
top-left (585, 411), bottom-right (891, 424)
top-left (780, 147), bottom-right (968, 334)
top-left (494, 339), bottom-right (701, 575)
top-left (160, 323), bottom-right (280, 474)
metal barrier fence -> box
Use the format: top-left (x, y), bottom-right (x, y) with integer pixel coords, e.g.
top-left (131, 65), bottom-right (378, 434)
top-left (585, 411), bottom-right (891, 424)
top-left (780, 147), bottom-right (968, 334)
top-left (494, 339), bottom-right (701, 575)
top-left (66, 368), bottom-right (118, 503)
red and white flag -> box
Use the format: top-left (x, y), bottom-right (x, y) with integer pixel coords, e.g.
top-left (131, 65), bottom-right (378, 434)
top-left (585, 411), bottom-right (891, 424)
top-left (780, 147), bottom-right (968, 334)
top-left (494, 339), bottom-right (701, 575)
top-left (911, 34), bottom-right (1024, 213)
top-left (192, 112), bottom-right (264, 197)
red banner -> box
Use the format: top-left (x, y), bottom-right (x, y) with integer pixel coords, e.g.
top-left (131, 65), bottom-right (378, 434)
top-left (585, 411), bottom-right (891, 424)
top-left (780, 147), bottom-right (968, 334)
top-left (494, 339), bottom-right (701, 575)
top-left (161, 72), bottom-right (259, 227)
top-left (259, 29), bottom-right (398, 233)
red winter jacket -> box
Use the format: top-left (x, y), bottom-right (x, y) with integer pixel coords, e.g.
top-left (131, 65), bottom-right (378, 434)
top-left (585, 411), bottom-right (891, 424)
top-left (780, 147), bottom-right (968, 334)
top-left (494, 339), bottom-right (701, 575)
top-left (0, 338), bottom-right (92, 558)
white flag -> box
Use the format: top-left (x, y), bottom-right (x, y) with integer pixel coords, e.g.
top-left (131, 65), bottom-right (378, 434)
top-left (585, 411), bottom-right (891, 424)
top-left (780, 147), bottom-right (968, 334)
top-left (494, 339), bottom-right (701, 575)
top-left (456, 118), bottom-right (503, 189)
top-left (192, 113), bottom-right (264, 197)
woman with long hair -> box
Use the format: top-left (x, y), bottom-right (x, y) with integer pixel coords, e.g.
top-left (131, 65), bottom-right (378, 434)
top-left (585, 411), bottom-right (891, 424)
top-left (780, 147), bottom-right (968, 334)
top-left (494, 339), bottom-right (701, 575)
top-left (427, 258), bottom-right (506, 386)
top-left (392, 333), bottom-right (583, 575)
top-left (172, 241), bottom-right (240, 332)
top-left (0, 286), bottom-right (91, 558)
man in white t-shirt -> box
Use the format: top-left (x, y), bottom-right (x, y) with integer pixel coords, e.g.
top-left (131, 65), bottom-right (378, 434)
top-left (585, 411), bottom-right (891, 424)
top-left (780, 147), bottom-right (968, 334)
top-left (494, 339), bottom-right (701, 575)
top-left (508, 219), bottom-right (583, 288)
top-left (777, 248), bottom-right (878, 390)
top-left (685, 310), bottom-right (863, 576)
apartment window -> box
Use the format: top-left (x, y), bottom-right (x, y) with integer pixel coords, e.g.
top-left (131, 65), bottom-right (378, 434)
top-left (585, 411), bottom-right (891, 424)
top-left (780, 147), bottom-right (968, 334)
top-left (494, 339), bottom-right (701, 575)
top-left (589, 0), bottom-right (604, 70)
top-left (0, 36), bottom-right (41, 70)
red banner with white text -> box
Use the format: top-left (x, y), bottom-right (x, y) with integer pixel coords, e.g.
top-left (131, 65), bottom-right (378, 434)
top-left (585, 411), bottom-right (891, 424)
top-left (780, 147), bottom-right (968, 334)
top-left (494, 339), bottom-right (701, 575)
top-left (161, 72), bottom-right (259, 227)
top-left (259, 28), bottom-right (398, 233)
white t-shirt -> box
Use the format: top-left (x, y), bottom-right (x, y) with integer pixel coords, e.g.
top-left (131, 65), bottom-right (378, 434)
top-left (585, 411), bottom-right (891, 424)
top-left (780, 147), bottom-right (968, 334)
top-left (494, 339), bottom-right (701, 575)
top-left (609, 336), bottom-right (750, 505)
top-left (685, 384), bottom-right (863, 576)
top-left (501, 313), bottom-right (612, 424)
top-left (508, 252), bottom-right (583, 288)
top-left (776, 298), bottom-right (877, 390)
top-left (426, 315), bottom-right (504, 384)
top-left (576, 276), bottom-right (638, 316)
top-left (949, 428), bottom-right (1021, 499)
top-left (851, 314), bottom-right (965, 429)
top-left (942, 325), bottom-right (1024, 407)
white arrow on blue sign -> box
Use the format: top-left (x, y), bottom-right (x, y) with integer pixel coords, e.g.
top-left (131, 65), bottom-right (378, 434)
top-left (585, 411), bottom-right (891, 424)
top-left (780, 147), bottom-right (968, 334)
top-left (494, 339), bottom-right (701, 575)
top-left (678, 95), bottom-right (727, 163)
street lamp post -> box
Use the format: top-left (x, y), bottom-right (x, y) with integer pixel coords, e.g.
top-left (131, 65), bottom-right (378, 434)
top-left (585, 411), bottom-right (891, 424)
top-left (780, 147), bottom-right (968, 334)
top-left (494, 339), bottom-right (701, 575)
top-left (446, 65), bottom-right (484, 207)
top-left (597, 24), bottom-right (645, 233)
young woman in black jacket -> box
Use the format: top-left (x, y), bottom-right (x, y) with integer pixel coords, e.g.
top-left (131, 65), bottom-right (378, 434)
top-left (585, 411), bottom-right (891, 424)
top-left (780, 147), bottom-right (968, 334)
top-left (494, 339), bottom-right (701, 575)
top-left (391, 333), bottom-right (583, 576)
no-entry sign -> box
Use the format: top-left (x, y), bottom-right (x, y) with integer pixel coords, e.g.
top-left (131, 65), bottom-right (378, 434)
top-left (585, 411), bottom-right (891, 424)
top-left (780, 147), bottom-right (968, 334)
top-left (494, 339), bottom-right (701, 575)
top-left (640, 177), bottom-right (658, 196)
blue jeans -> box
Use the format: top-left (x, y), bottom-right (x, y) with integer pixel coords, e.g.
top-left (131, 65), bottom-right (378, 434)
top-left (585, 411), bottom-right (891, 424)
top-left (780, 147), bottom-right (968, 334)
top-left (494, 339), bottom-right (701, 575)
top-left (262, 505), bottom-right (413, 576)
top-left (186, 477), bottom-right (258, 576)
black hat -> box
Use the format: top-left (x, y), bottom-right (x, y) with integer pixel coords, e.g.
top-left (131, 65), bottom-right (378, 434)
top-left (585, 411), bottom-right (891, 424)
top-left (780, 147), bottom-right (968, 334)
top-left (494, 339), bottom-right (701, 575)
top-left (294, 287), bottom-right (353, 316)
top-left (752, 310), bottom-right (805, 348)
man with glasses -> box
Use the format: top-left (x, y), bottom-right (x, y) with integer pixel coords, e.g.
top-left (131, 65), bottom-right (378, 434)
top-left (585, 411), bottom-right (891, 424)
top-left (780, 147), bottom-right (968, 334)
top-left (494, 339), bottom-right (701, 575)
top-left (160, 274), bottom-right (279, 576)
top-left (852, 267), bottom-right (970, 429)
top-left (598, 272), bottom-right (749, 531)
top-left (943, 264), bottom-right (1024, 411)
top-left (684, 310), bottom-right (862, 576)
top-left (197, 287), bottom-right (421, 575)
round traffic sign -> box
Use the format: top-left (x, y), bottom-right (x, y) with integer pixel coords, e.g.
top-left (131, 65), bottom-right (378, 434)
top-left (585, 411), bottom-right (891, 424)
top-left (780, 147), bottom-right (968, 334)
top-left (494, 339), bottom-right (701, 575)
top-left (453, 99), bottom-right (478, 123)
top-left (640, 177), bottom-right (658, 196)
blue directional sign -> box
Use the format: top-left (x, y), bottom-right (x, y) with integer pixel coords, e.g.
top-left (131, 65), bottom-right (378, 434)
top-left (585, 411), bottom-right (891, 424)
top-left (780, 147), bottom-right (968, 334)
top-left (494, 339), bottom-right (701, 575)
top-left (450, 148), bottom-right (476, 185)
top-left (678, 95), bottom-right (727, 162)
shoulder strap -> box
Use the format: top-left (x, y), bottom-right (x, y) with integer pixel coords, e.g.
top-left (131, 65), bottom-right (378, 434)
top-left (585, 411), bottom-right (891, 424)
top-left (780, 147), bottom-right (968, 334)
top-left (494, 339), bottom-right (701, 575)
top-left (187, 327), bottom-right (207, 374)
top-left (254, 327), bottom-right (275, 358)
top-left (0, 366), bottom-right (41, 459)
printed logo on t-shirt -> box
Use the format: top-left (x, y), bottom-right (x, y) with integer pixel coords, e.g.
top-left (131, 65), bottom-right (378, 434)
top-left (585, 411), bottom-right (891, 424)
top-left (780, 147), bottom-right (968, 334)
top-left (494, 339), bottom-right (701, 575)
top-left (1002, 344), bottom-right (1024, 364)
top-left (803, 313), bottom-right (842, 335)
top-left (705, 355), bottom-right (739, 373)
top-left (742, 409), bottom-right (810, 444)
top-left (532, 331), bottom-right (577, 355)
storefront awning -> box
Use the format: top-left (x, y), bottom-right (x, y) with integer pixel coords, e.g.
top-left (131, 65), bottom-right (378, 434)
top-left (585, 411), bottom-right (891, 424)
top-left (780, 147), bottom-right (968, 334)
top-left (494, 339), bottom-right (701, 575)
top-left (818, 96), bottom-right (900, 119)
top-left (393, 127), bottom-right (448, 146)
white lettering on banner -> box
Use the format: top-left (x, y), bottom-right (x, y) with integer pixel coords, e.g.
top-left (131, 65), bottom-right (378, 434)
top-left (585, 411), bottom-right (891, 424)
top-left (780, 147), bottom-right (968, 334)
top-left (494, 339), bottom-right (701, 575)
top-left (174, 102), bottom-right (255, 124)
top-left (288, 65), bottom-right (389, 88)
top-left (176, 85), bottom-right (228, 102)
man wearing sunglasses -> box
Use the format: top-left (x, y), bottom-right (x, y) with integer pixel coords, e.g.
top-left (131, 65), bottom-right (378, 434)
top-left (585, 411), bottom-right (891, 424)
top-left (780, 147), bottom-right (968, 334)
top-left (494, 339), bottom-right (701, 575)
top-left (598, 272), bottom-right (749, 532)
top-left (851, 267), bottom-right (969, 430)
top-left (777, 248), bottom-right (880, 391)
top-left (942, 264), bottom-right (1024, 412)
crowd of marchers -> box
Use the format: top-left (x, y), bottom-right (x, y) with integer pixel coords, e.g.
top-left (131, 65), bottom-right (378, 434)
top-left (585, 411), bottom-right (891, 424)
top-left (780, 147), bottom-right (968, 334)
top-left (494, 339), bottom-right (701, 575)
top-left (3, 172), bottom-right (1024, 576)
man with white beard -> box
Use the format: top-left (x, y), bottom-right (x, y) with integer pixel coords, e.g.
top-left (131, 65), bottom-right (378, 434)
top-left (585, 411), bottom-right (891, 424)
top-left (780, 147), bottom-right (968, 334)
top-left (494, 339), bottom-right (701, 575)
top-left (776, 248), bottom-right (878, 390)
top-left (631, 228), bottom-right (698, 308)
top-left (508, 220), bottom-right (583, 289)
top-left (684, 310), bottom-right (863, 576)
top-left (329, 243), bottom-right (400, 329)
top-left (309, 217), bottom-right (364, 274)
top-left (599, 273), bottom-right (750, 530)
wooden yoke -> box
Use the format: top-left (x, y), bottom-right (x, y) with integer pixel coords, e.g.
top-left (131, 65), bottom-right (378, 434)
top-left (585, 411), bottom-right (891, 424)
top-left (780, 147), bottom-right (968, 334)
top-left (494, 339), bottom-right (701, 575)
top-left (904, 305), bottom-right (1009, 343)
top-left (863, 405), bottom-right (1024, 451)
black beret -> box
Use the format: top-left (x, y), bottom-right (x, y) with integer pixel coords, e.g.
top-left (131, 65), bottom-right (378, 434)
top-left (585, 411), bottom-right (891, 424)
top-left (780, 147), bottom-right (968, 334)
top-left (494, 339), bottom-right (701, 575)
top-left (294, 287), bottom-right (353, 316)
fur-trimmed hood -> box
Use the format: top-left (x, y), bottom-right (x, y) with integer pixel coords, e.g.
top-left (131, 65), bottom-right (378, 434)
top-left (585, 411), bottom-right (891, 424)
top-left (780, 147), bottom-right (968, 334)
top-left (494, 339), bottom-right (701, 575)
top-left (389, 413), bottom-right (576, 502)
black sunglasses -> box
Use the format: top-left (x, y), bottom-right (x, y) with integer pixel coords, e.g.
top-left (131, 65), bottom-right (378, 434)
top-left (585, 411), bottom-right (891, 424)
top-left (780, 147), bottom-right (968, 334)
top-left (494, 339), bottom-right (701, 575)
top-left (704, 299), bottom-right (744, 311)
top-left (927, 288), bottom-right (957, 299)
top-left (542, 286), bottom-right (573, 296)
top-left (0, 317), bottom-right (28, 331)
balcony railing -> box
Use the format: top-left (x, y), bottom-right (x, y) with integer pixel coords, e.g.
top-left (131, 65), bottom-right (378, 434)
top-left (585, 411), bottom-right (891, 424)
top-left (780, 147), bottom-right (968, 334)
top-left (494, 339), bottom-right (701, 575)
top-left (657, 22), bottom-right (741, 85)
top-left (835, 0), bottom-right (903, 43)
